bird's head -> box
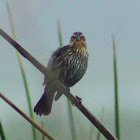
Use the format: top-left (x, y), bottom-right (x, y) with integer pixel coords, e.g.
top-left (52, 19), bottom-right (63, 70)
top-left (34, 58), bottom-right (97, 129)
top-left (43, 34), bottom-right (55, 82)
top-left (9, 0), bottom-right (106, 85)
top-left (70, 32), bottom-right (86, 48)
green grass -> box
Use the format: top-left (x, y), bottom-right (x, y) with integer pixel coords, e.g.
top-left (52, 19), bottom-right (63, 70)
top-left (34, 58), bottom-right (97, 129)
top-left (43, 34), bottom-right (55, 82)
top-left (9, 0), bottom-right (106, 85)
top-left (0, 121), bottom-right (6, 140)
top-left (57, 21), bottom-right (77, 140)
top-left (112, 35), bottom-right (120, 140)
top-left (6, 2), bottom-right (37, 140)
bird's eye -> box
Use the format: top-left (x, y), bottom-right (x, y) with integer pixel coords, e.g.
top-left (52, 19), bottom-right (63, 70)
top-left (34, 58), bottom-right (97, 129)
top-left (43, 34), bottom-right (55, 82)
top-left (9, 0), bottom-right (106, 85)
top-left (80, 36), bottom-right (85, 40)
top-left (70, 35), bottom-right (77, 42)
top-left (73, 35), bottom-right (77, 39)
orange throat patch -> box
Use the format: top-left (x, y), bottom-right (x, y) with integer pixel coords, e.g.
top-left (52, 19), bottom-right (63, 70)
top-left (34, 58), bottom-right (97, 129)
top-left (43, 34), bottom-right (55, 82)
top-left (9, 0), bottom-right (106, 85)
top-left (74, 41), bottom-right (88, 56)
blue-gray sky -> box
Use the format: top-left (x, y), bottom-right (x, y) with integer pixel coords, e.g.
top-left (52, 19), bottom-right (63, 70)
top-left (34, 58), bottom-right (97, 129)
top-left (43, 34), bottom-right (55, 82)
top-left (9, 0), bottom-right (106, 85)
top-left (0, 0), bottom-right (140, 139)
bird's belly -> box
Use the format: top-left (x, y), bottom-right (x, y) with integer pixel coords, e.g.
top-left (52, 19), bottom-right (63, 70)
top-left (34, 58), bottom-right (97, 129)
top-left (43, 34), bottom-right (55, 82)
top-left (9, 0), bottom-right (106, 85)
top-left (59, 56), bottom-right (87, 87)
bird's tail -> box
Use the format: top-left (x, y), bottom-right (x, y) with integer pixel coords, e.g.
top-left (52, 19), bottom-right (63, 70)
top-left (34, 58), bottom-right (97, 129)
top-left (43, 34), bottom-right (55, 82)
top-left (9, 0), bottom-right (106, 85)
top-left (34, 88), bottom-right (55, 116)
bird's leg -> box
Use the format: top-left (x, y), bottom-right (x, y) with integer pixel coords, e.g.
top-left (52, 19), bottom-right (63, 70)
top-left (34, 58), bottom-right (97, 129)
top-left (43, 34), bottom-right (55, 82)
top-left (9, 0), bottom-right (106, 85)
top-left (66, 88), bottom-right (82, 105)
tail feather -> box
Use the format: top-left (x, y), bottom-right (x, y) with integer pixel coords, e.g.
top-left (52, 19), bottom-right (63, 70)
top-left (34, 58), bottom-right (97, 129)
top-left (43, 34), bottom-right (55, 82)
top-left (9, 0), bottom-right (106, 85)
top-left (34, 90), bottom-right (55, 116)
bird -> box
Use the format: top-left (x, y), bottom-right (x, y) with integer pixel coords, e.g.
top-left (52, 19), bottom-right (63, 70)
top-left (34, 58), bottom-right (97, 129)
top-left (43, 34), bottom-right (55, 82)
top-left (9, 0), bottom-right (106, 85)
top-left (34, 32), bottom-right (88, 116)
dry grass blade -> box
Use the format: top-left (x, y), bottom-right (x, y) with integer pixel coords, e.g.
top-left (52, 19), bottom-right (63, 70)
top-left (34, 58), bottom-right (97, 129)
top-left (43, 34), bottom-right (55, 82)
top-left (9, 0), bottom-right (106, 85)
top-left (6, 2), bottom-right (37, 140)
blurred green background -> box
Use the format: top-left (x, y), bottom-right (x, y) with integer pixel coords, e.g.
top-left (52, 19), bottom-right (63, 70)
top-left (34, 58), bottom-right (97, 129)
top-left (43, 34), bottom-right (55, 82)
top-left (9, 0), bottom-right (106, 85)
top-left (0, 0), bottom-right (140, 140)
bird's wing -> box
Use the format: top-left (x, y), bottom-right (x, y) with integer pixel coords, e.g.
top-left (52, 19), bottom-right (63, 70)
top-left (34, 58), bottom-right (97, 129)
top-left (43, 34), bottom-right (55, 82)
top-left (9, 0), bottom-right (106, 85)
top-left (43, 45), bottom-right (69, 86)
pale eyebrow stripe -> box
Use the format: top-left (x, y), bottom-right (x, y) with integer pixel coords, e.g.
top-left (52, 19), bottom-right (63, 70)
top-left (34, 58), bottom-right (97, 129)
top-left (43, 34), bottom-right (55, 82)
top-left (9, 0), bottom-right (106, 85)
top-left (73, 34), bottom-right (77, 37)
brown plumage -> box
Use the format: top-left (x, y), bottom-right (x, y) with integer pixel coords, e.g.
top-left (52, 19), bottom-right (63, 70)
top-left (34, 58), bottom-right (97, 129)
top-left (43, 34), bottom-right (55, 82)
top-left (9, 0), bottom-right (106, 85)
top-left (34, 32), bottom-right (88, 116)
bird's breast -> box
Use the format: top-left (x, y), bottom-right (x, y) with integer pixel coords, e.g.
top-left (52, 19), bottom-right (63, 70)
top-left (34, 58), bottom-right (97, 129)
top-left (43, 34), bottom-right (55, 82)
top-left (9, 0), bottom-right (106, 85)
top-left (72, 41), bottom-right (88, 57)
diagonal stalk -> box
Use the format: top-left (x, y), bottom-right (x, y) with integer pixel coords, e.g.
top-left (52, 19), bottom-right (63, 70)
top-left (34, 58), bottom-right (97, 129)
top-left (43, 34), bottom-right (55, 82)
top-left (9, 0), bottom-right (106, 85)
top-left (0, 93), bottom-right (54, 140)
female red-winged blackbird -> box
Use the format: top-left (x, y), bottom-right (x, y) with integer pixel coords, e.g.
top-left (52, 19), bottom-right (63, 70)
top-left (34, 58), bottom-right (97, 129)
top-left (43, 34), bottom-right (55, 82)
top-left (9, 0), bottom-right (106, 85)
top-left (34, 32), bottom-right (88, 116)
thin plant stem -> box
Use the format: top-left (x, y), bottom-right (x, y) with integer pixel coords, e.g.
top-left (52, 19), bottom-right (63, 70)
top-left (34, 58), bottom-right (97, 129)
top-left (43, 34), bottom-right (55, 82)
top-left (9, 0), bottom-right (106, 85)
top-left (41, 122), bottom-right (45, 140)
top-left (88, 125), bottom-right (94, 140)
top-left (57, 21), bottom-right (77, 140)
top-left (112, 35), bottom-right (120, 140)
top-left (6, 2), bottom-right (37, 140)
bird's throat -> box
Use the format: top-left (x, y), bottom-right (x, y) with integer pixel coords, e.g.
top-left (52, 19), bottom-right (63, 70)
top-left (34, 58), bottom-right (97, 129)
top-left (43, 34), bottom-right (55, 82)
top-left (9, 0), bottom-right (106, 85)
top-left (74, 40), bottom-right (86, 49)
top-left (74, 41), bottom-right (88, 56)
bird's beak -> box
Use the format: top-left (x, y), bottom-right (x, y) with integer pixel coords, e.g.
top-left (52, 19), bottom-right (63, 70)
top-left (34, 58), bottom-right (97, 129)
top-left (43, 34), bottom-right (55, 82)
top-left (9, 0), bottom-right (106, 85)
top-left (77, 35), bottom-right (81, 41)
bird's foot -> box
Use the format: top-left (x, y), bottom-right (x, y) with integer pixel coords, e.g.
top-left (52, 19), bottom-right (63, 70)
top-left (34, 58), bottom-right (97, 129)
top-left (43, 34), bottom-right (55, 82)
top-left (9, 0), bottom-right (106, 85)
top-left (71, 96), bottom-right (82, 106)
top-left (75, 96), bottom-right (82, 104)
